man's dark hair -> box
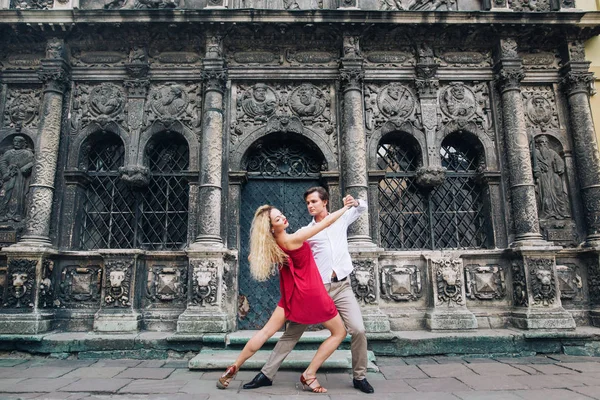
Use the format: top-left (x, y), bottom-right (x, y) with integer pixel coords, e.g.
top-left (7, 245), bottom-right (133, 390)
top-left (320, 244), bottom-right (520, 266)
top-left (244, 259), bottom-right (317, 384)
top-left (304, 186), bottom-right (329, 202)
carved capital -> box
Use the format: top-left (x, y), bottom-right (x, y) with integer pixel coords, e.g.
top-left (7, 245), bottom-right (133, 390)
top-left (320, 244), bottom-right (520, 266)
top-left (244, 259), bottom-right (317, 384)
top-left (415, 78), bottom-right (439, 98)
top-left (38, 60), bottom-right (70, 94)
top-left (123, 79), bottom-right (150, 98)
top-left (339, 68), bottom-right (364, 92)
top-left (562, 71), bottom-right (595, 96)
top-left (201, 69), bottom-right (228, 93)
top-left (496, 67), bottom-right (525, 92)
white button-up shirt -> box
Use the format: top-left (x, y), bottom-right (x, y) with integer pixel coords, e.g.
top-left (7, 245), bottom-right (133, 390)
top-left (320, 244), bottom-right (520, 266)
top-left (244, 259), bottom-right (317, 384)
top-left (298, 200), bottom-right (367, 284)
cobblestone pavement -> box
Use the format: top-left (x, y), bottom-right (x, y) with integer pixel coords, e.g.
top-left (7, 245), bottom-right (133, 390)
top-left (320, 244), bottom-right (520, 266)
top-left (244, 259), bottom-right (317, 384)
top-left (1, 354), bottom-right (600, 399)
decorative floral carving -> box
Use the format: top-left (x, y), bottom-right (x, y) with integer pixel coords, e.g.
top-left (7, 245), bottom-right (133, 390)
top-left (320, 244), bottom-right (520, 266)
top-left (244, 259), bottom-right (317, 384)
top-left (10, 0), bottom-right (53, 9)
top-left (350, 260), bottom-right (376, 304)
top-left (433, 258), bottom-right (463, 306)
top-left (4, 259), bottom-right (36, 309)
top-left (528, 258), bottom-right (556, 306)
top-left (146, 265), bottom-right (188, 304)
top-left (103, 260), bottom-right (133, 307)
top-left (465, 264), bottom-right (506, 300)
top-left (380, 265), bottom-right (422, 301)
top-left (508, 0), bottom-right (550, 11)
top-left (191, 261), bottom-right (218, 306)
top-left (57, 265), bottom-right (102, 308)
top-left (496, 67), bottom-right (525, 92)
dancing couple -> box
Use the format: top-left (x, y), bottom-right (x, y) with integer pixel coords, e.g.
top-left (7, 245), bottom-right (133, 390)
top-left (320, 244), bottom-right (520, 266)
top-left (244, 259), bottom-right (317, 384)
top-left (217, 187), bottom-right (374, 394)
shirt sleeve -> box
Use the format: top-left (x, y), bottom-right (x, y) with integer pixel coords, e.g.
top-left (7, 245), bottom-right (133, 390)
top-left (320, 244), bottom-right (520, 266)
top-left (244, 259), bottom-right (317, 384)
top-left (343, 199), bottom-right (368, 225)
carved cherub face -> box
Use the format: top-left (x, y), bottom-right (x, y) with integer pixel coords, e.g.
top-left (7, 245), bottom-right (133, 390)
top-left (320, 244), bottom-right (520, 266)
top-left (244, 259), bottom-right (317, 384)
top-left (355, 270), bottom-right (370, 286)
top-left (536, 269), bottom-right (552, 286)
top-left (441, 266), bottom-right (458, 286)
top-left (109, 270), bottom-right (125, 288)
top-left (12, 273), bottom-right (27, 288)
top-left (195, 270), bottom-right (212, 287)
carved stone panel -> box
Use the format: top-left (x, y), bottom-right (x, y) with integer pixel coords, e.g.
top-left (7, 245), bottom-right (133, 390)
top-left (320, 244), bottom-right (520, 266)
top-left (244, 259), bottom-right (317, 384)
top-left (522, 52), bottom-right (560, 70)
top-left (465, 264), bottom-right (506, 300)
top-left (145, 264), bottom-right (188, 307)
top-left (3, 259), bottom-right (36, 309)
top-left (102, 260), bottom-right (133, 308)
top-left (432, 258), bottom-right (464, 307)
top-left (528, 258), bottom-right (556, 307)
top-left (511, 261), bottom-right (529, 307)
top-left (508, 0), bottom-right (550, 12)
top-left (39, 259), bottom-right (54, 309)
top-left (380, 264), bottom-right (422, 302)
top-left (364, 83), bottom-right (421, 133)
top-left (70, 83), bottom-right (126, 133)
top-left (3, 88), bottom-right (41, 129)
top-left (191, 260), bottom-right (218, 307)
top-left (57, 265), bottom-right (102, 308)
top-left (350, 260), bottom-right (376, 304)
top-left (144, 83), bottom-right (201, 130)
top-left (10, 0), bottom-right (53, 9)
top-left (556, 263), bottom-right (583, 302)
top-left (437, 82), bottom-right (492, 135)
top-left (522, 87), bottom-right (559, 132)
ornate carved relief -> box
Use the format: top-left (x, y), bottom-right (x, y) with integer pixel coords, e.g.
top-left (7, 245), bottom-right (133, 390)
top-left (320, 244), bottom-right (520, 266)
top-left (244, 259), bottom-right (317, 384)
top-left (439, 51), bottom-right (491, 68)
top-left (587, 260), bottom-right (600, 305)
top-left (39, 259), bottom-right (54, 308)
top-left (569, 41), bottom-right (586, 62)
top-left (103, 260), bottom-right (133, 308)
top-left (240, 84), bottom-right (278, 122)
top-left (57, 265), bottom-right (102, 308)
top-left (145, 264), bottom-right (188, 305)
top-left (433, 258), bottom-right (464, 306)
top-left (3, 89), bottom-right (41, 129)
top-left (508, 0), bottom-right (550, 11)
top-left (350, 260), bottom-right (376, 304)
top-left (527, 258), bottom-right (556, 306)
top-left (511, 261), bottom-right (528, 307)
top-left (556, 263), bottom-right (583, 301)
top-left (10, 0), bottom-right (53, 9)
top-left (0, 136), bottom-right (35, 224)
top-left (364, 51), bottom-right (412, 67)
top-left (522, 53), bottom-right (559, 70)
top-left (134, 0), bottom-right (179, 9)
top-left (438, 82), bottom-right (492, 133)
top-left (464, 264), bottom-right (506, 300)
top-left (379, 0), bottom-right (405, 10)
top-left (380, 264), bottom-right (422, 301)
top-left (364, 83), bottom-right (420, 133)
top-left (289, 84), bottom-right (327, 120)
top-left (144, 83), bottom-right (201, 130)
top-left (70, 83), bottom-right (127, 133)
top-left (522, 87), bottom-right (559, 132)
top-left (4, 259), bottom-right (36, 309)
top-left (408, 0), bottom-right (455, 10)
top-left (191, 260), bottom-right (218, 307)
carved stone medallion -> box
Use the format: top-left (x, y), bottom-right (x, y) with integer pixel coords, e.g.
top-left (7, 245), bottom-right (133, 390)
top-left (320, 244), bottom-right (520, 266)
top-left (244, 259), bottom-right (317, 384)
top-left (350, 260), bottom-right (376, 304)
top-left (380, 264), bottom-right (422, 301)
top-left (149, 84), bottom-right (189, 119)
top-left (522, 88), bottom-right (558, 132)
top-left (89, 83), bottom-right (125, 118)
top-left (440, 83), bottom-right (476, 120)
top-left (5, 91), bottom-right (38, 127)
top-left (289, 84), bottom-right (326, 120)
top-left (241, 84), bottom-right (277, 122)
top-left (465, 264), bottom-right (506, 300)
top-left (377, 83), bottom-right (416, 119)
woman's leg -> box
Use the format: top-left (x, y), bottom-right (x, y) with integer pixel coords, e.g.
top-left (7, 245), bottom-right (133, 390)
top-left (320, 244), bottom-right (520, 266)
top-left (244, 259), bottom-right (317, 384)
top-left (300, 314), bottom-right (346, 392)
top-left (233, 306), bottom-right (286, 368)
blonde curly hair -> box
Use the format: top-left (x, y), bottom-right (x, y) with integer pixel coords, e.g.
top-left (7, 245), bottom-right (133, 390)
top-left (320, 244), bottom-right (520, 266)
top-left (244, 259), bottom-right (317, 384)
top-left (248, 205), bottom-right (289, 281)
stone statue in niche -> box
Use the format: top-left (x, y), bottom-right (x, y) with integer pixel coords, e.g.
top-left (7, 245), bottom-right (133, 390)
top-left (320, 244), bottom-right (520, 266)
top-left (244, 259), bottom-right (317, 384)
top-left (0, 136), bottom-right (34, 222)
top-left (532, 135), bottom-right (570, 219)
top-left (378, 83), bottom-right (415, 119)
top-left (241, 84), bottom-right (277, 122)
top-left (440, 83), bottom-right (476, 119)
top-left (289, 84), bottom-right (326, 120)
top-left (526, 96), bottom-right (552, 128)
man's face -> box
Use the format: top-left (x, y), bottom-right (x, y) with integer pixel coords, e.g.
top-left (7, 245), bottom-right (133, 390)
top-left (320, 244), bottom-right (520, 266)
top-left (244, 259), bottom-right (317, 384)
top-left (388, 87), bottom-right (399, 100)
top-left (305, 192), bottom-right (327, 217)
top-left (254, 87), bottom-right (266, 102)
top-left (299, 87), bottom-right (312, 105)
top-left (451, 86), bottom-right (464, 100)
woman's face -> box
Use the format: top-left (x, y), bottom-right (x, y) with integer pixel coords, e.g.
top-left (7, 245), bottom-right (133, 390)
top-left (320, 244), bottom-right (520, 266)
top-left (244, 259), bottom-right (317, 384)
top-left (269, 208), bottom-right (289, 233)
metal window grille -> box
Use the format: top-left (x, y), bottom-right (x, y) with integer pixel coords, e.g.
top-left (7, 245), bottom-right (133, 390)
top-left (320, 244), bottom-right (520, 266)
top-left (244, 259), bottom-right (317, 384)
top-left (80, 135), bottom-right (189, 250)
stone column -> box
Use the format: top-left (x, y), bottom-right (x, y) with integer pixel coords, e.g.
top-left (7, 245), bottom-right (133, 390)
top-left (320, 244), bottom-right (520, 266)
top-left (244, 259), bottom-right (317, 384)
top-left (339, 34), bottom-right (372, 247)
top-left (494, 38), bottom-right (545, 247)
top-left (191, 35), bottom-right (226, 249)
top-left (0, 0), bottom-right (9, 9)
top-left (18, 38), bottom-right (70, 247)
top-left (560, 41), bottom-right (600, 247)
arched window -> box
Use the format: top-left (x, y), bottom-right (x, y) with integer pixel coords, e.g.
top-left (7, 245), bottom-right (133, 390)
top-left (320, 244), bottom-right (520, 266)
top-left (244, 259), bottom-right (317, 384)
top-left (431, 133), bottom-right (487, 248)
top-left (377, 133), bottom-right (429, 249)
top-left (80, 134), bottom-right (134, 249)
top-left (140, 133), bottom-right (189, 250)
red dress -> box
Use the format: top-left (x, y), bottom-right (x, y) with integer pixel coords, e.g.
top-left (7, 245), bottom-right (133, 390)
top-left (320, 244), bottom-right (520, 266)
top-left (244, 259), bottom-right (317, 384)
top-left (277, 242), bottom-right (338, 324)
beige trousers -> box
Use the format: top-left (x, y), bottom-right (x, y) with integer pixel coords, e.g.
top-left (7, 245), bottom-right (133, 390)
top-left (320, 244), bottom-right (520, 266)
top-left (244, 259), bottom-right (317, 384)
top-left (261, 278), bottom-right (368, 380)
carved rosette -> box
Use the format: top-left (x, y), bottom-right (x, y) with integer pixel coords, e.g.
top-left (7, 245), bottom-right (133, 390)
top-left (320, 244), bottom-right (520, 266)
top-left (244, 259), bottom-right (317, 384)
top-left (522, 87), bottom-right (559, 132)
top-left (57, 265), bottom-right (102, 308)
top-left (350, 260), bottom-right (376, 304)
top-left (201, 70), bottom-right (228, 94)
top-left (496, 67), bottom-right (525, 93)
top-left (145, 265), bottom-right (188, 305)
top-left (3, 89), bottom-right (41, 129)
top-left (511, 261), bottom-right (528, 307)
top-left (380, 265), bottom-right (422, 302)
top-left (562, 71), bottom-right (595, 96)
top-left (103, 260), bottom-right (133, 308)
top-left (39, 259), bottom-right (54, 308)
top-left (191, 261), bottom-right (218, 307)
top-left (4, 259), bottom-right (36, 309)
top-left (556, 264), bottom-right (583, 301)
top-left (339, 69), bottom-right (364, 92)
top-left (433, 258), bottom-right (464, 306)
top-left (528, 258), bottom-right (556, 306)
top-left (465, 264), bottom-right (506, 300)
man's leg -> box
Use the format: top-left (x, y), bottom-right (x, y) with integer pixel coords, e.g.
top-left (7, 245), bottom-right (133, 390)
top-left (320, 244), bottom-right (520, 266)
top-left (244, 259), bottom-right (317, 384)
top-left (328, 280), bottom-right (368, 380)
top-left (260, 321), bottom-right (308, 379)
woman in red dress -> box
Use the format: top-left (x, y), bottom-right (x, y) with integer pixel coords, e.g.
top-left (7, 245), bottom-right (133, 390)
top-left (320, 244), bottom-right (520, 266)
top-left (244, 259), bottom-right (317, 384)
top-left (217, 200), bottom-right (353, 393)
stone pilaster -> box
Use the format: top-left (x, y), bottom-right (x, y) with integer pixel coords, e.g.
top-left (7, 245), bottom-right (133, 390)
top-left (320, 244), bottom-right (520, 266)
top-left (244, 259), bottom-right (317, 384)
top-left (494, 38), bottom-right (545, 247)
top-left (191, 34), bottom-right (226, 249)
top-left (227, 171), bottom-right (246, 251)
top-left (18, 38), bottom-right (70, 248)
top-left (0, 0), bottom-right (9, 9)
top-left (424, 254), bottom-right (478, 331)
top-left (339, 34), bottom-right (372, 247)
top-left (560, 41), bottom-right (600, 247)
top-left (93, 251), bottom-right (141, 332)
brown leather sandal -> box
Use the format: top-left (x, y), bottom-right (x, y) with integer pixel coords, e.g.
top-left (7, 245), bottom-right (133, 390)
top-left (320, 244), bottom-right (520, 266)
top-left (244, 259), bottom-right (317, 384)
top-left (216, 365), bottom-right (238, 389)
top-left (300, 373), bottom-right (327, 393)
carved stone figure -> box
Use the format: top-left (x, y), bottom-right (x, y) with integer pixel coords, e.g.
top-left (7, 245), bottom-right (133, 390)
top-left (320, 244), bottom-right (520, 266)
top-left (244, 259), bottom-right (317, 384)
top-left (149, 85), bottom-right (188, 118)
top-left (289, 84), bottom-right (326, 119)
top-left (380, 0), bottom-right (405, 10)
top-left (7, 93), bottom-right (37, 126)
top-left (241, 84), bottom-right (277, 121)
top-left (526, 96), bottom-right (552, 127)
top-left (532, 135), bottom-right (570, 219)
top-left (350, 261), bottom-right (376, 304)
top-left (104, 261), bottom-right (132, 307)
top-left (46, 38), bottom-right (63, 59)
top-left (134, 0), bottom-right (179, 8)
top-left (89, 84), bottom-right (125, 117)
top-left (531, 265), bottom-right (556, 306)
top-left (440, 83), bottom-right (476, 119)
top-left (409, 0), bottom-right (454, 11)
top-left (434, 258), bottom-right (463, 306)
top-left (0, 136), bottom-right (34, 222)
top-left (192, 265), bottom-right (217, 306)
top-left (378, 83), bottom-right (415, 119)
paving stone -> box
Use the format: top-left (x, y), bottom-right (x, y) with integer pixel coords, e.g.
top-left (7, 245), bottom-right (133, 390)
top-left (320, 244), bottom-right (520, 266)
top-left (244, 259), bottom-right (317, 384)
top-left (456, 375), bottom-right (529, 391)
top-left (401, 357), bottom-right (439, 365)
top-left (62, 366), bottom-right (128, 379)
top-left (513, 388), bottom-right (594, 400)
top-left (92, 360), bottom-right (142, 368)
top-left (511, 374), bottom-right (584, 389)
top-left (14, 367), bottom-right (78, 378)
top-left (329, 393), bottom-right (460, 400)
top-left (418, 363), bottom-right (478, 378)
top-left (452, 391), bottom-right (523, 400)
top-left (180, 379), bottom-right (250, 395)
top-left (0, 367), bottom-right (26, 378)
top-left (547, 355), bottom-right (600, 363)
top-left (466, 362), bottom-right (529, 376)
top-left (558, 372), bottom-right (600, 386)
top-left (1, 378), bottom-right (79, 392)
top-left (510, 365), bottom-right (540, 375)
top-left (495, 356), bottom-right (557, 365)
top-left (118, 379), bottom-right (189, 394)
top-left (161, 360), bottom-right (189, 369)
top-left (59, 378), bottom-right (133, 393)
top-left (379, 365), bottom-right (429, 379)
top-left (135, 360), bottom-right (166, 368)
top-left (0, 394), bottom-right (42, 399)
top-left (571, 385), bottom-right (600, 400)
top-left (523, 363), bottom-right (581, 375)
top-left (114, 367), bottom-right (175, 379)
top-left (462, 357), bottom-right (500, 364)
top-left (375, 356), bottom-right (408, 366)
top-left (165, 368), bottom-right (204, 380)
top-left (38, 392), bottom-right (93, 399)
top-left (405, 377), bottom-right (472, 392)
top-left (433, 357), bottom-right (468, 364)
top-left (20, 360), bottom-right (97, 368)
top-left (0, 359), bottom-right (29, 367)
top-left (0, 378), bottom-right (29, 392)
top-left (557, 362), bottom-right (600, 373)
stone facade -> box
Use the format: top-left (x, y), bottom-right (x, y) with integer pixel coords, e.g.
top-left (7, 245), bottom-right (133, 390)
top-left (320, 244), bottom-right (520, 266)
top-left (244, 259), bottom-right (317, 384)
top-left (0, 1), bottom-right (598, 335)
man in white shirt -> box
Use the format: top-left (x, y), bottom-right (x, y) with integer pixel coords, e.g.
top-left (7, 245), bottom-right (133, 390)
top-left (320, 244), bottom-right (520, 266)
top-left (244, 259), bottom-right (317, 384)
top-left (243, 186), bottom-right (374, 394)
